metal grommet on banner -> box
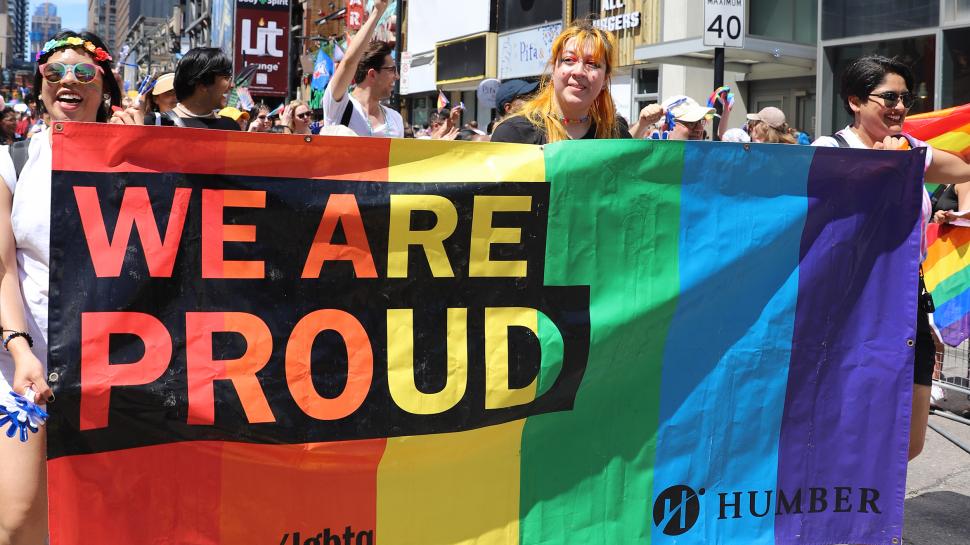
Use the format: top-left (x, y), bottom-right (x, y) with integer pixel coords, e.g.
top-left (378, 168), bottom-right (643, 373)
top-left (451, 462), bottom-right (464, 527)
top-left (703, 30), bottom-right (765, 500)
top-left (304, 136), bottom-right (312, 143)
top-left (906, 339), bottom-right (915, 347)
top-left (743, 143), bottom-right (751, 151)
top-left (53, 123), bottom-right (64, 132)
top-left (48, 372), bottom-right (59, 383)
top-left (892, 538), bottom-right (900, 544)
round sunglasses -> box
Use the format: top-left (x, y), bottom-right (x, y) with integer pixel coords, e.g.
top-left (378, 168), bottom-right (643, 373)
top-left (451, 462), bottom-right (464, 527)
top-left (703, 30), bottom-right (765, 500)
top-left (40, 62), bottom-right (104, 84)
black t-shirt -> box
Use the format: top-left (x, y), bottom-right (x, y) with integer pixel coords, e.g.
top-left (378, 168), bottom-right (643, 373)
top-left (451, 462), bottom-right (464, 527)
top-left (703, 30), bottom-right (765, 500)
top-left (933, 184), bottom-right (958, 213)
top-left (490, 115), bottom-right (632, 144)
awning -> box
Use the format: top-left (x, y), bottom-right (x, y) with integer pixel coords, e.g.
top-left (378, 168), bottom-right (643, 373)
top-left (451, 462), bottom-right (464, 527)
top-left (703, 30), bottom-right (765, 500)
top-left (634, 36), bottom-right (816, 80)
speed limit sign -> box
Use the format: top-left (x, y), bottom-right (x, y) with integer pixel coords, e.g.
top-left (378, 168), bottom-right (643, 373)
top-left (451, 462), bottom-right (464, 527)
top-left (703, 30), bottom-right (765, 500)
top-left (704, 0), bottom-right (745, 48)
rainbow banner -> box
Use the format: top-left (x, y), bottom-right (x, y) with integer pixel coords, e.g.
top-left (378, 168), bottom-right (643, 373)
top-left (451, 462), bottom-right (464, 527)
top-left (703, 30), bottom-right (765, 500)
top-left (46, 124), bottom-right (923, 545)
top-left (904, 103), bottom-right (970, 192)
top-left (924, 223), bottom-right (970, 346)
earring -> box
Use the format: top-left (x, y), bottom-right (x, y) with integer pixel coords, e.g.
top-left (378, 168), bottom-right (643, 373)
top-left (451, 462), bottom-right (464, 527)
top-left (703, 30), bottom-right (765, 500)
top-left (103, 94), bottom-right (111, 111)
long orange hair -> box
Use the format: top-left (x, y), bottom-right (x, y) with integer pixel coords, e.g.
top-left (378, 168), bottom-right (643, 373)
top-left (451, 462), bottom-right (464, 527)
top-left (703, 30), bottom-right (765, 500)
top-left (511, 20), bottom-right (620, 142)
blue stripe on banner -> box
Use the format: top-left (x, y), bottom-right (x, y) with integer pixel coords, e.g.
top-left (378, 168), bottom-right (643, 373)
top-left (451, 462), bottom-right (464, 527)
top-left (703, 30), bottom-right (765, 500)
top-left (651, 142), bottom-right (813, 544)
top-left (933, 287), bottom-right (970, 330)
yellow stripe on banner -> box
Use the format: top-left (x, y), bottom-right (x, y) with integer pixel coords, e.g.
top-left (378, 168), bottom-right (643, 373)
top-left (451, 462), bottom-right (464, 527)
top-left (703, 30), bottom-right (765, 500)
top-left (376, 422), bottom-right (526, 545)
top-left (387, 140), bottom-right (545, 183)
top-left (927, 124), bottom-right (970, 154)
top-left (924, 240), bottom-right (970, 291)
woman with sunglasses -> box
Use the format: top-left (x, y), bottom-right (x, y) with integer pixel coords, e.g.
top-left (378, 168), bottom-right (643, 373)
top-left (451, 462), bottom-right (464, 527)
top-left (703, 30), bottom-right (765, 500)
top-left (814, 55), bottom-right (970, 463)
top-left (0, 30), bottom-right (121, 544)
top-left (282, 100), bottom-right (312, 135)
top-left (491, 20), bottom-right (630, 144)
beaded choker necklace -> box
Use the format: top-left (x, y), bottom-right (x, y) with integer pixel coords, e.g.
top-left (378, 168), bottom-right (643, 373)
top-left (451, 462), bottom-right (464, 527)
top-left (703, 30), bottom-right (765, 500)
top-left (560, 115), bottom-right (590, 125)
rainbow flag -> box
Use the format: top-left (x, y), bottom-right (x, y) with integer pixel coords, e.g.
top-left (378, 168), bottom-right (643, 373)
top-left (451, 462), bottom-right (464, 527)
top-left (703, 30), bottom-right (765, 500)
top-left (46, 126), bottom-right (922, 545)
top-left (924, 223), bottom-right (970, 345)
top-left (437, 89), bottom-right (449, 109)
top-left (904, 103), bottom-right (970, 192)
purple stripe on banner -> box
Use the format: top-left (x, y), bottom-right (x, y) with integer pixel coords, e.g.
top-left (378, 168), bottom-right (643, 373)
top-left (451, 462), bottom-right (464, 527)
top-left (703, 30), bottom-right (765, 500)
top-left (940, 316), bottom-right (970, 347)
top-left (774, 147), bottom-right (924, 545)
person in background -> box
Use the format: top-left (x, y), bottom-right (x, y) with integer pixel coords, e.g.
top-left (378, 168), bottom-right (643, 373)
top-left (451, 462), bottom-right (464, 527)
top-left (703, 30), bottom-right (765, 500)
top-left (490, 20), bottom-right (630, 144)
top-left (322, 0), bottom-right (403, 137)
top-left (150, 73), bottom-right (176, 113)
top-left (720, 127), bottom-right (750, 143)
top-left (0, 107), bottom-right (18, 144)
top-left (494, 79), bottom-right (539, 119)
top-left (248, 103), bottom-right (272, 132)
top-left (167, 48), bottom-right (239, 130)
top-left (218, 106), bottom-right (250, 131)
top-left (282, 100), bottom-right (312, 135)
top-left (747, 106), bottom-right (797, 144)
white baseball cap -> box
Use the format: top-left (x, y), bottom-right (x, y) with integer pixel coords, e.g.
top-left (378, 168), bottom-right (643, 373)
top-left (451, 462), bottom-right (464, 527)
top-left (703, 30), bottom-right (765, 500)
top-left (662, 95), bottom-right (715, 123)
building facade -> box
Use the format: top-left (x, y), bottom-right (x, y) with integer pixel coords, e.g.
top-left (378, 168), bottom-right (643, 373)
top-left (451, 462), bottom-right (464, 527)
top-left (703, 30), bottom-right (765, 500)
top-left (30, 3), bottom-right (61, 58)
top-left (8, 0), bottom-right (27, 64)
top-left (116, 0), bottom-right (178, 52)
top-left (88, 0), bottom-right (118, 50)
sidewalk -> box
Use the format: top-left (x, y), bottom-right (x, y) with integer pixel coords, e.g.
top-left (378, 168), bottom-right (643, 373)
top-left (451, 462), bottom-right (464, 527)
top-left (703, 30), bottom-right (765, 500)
top-left (903, 412), bottom-right (970, 544)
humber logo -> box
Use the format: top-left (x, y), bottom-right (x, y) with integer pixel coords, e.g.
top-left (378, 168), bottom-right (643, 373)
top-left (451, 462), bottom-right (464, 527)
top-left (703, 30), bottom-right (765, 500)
top-left (652, 485), bottom-right (704, 535)
top-left (652, 484), bottom-right (884, 536)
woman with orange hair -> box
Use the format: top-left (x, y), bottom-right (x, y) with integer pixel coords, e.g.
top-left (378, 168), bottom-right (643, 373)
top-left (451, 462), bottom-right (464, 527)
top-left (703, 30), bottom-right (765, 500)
top-left (491, 20), bottom-right (631, 144)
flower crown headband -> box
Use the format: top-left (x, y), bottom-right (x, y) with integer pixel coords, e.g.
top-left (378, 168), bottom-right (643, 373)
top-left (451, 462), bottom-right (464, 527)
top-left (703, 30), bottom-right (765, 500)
top-left (36, 37), bottom-right (112, 62)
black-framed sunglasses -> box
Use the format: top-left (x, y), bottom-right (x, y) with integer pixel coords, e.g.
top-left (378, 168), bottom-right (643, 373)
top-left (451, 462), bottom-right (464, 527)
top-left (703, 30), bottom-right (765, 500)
top-left (295, 112), bottom-right (311, 120)
top-left (868, 91), bottom-right (917, 109)
top-left (378, 65), bottom-right (398, 74)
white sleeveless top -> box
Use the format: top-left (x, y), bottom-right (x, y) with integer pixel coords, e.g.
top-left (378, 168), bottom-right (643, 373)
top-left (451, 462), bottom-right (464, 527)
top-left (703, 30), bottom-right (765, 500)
top-left (0, 129), bottom-right (52, 389)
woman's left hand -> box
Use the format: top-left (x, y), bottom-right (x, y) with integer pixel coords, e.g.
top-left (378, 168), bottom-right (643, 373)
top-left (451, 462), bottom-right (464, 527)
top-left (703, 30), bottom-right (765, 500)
top-left (109, 107), bottom-right (145, 126)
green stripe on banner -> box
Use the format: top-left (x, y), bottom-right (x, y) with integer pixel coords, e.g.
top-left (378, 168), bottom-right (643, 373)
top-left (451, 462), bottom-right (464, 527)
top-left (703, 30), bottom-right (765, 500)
top-left (520, 140), bottom-right (686, 544)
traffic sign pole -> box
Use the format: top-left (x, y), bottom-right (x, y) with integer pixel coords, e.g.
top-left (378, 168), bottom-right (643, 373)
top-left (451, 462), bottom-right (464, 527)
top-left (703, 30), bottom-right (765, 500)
top-left (713, 46), bottom-right (724, 141)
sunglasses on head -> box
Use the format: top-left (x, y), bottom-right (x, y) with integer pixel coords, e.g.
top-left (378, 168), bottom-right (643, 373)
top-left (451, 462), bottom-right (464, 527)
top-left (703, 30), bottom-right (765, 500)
top-left (868, 91), bottom-right (917, 109)
top-left (40, 62), bottom-right (103, 84)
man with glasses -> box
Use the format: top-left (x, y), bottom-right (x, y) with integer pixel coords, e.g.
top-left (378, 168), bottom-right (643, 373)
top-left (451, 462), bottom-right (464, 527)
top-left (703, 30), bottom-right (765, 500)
top-left (631, 95), bottom-right (716, 140)
top-left (168, 48), bottom-right (240, 130)
top-left (322, 0), bottom-right (403, 137)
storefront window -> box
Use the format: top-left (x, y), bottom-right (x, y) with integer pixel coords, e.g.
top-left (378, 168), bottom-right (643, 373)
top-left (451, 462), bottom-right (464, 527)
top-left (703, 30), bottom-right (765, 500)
top-left (822, 0), bottom-right (938, 40)
top-left (749, 0), bottom-right (818, 44)
top-left (826, 35), bottom-right (935, 130)
top-left (943, 28), bottom-right (970, 108)
top-left (499, 0), bottom-right (563, 33)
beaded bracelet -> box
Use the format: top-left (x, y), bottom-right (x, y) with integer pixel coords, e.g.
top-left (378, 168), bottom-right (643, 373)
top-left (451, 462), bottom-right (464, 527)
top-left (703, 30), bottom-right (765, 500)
top-left (2, 330), bottom-right (33, 350)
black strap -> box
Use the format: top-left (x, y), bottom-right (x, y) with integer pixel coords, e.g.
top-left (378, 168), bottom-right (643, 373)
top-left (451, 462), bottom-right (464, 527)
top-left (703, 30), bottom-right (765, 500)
top-left (832, 133), bottom-right (851, 148)
top-left (164, 110), bottom-right (187, 127)
top-left (10, 140), bottom-right (28, 181)
top-left (340, 99), bottom-right (354, 127)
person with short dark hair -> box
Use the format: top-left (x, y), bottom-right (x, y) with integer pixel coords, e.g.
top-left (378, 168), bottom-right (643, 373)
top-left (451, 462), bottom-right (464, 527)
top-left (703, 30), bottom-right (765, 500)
top-left (813, 54), bottom-right (970, 462)
top-left (322, 0), bottom-right (403, 137)
top-left (495, 79), bottom-right (539, 117)
top-left (169, 48), bottom-right (239, 130)
top-left (0, 107), bottom-right (18, 145)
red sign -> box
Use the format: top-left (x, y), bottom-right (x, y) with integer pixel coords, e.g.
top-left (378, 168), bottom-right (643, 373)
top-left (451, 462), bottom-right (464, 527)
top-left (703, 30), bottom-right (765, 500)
top-left (234, 0), bottom-right (290, 97)
top-left (346, 0), bottom-right (365, 30)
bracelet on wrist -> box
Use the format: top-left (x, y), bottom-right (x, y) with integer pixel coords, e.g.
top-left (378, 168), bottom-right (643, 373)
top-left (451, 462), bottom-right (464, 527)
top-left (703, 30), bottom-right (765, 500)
top-left (2, 330), bottom-right (33, 350)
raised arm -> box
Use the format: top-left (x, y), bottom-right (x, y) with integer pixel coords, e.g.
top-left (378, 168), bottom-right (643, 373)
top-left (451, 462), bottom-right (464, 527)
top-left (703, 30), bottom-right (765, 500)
top-left (928, 147), bottom-right (970, 185)
top-left (0, 180), bottom-right (50, 402)
top-left (328, 1), bottom-right (389, 102)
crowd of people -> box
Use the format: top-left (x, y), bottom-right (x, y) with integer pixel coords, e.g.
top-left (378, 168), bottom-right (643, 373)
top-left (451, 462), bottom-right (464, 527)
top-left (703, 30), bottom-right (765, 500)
top-left (0, 0), bottom-right (969, 541)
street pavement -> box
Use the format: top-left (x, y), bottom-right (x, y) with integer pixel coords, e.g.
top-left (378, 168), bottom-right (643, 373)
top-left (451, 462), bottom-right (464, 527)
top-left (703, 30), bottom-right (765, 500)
top-left (903, 410), bottom-right (970, 544)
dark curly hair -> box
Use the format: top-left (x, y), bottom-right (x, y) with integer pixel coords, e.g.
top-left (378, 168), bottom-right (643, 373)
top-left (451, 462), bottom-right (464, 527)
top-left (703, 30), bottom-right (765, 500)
top-left (33, 30), bottom-right (121, 123)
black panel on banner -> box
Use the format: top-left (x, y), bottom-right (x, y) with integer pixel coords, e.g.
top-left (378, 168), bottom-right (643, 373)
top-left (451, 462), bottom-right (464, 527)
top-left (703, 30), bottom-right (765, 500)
top-left (47, 174), bottom-right (591, 459)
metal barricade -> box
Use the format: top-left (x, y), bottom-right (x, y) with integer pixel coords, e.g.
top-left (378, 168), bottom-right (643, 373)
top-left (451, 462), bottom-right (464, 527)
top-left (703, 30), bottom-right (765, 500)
top-left (932, 340), bottom-right (970, 454)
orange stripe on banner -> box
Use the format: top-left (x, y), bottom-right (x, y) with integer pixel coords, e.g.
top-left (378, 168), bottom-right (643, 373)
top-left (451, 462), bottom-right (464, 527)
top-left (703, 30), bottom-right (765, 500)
top-left (924, 225), bottom-right (970, 269)
top-left (51, 122), bottom-right (391, 181)
top-left (219, 440), bottom-right (386, 544)
top-left (926, 124), bottom-right (970, 155)
top-left (48, 442), bottom-right (224, 544)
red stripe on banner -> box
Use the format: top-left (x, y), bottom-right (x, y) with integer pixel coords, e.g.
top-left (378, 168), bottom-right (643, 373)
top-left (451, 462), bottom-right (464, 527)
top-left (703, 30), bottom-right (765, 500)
top-left (51, 122), bottom-right (391, 181)
top-left (48, 441), bottom-right (224, 544)
top-left (49, 439), bottom-right (386, 545)
top-left (903, 103), bottom-right (970, 140)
